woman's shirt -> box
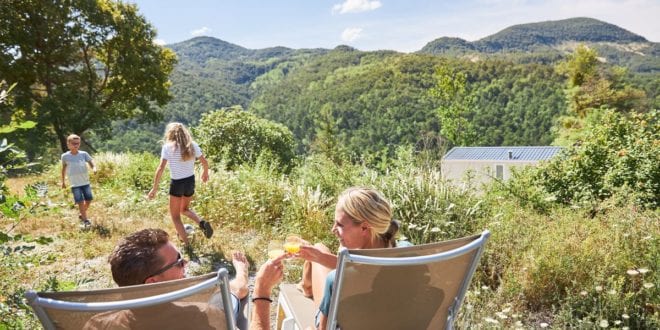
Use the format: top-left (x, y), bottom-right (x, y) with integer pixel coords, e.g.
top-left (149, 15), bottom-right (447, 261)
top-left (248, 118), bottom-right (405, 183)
top-left (161, 142), bottom-right (202, 180)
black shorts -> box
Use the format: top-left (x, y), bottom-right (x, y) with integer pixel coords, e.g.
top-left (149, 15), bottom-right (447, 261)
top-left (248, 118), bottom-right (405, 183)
top-left (169, 175), bottom-right (195, 197)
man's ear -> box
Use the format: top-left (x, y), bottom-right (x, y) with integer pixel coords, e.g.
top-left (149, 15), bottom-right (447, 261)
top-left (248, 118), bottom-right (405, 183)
top-left (144, 276), bottom-right (157, 284)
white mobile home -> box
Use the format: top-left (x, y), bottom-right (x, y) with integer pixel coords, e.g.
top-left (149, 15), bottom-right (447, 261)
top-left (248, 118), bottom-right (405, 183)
top-left (441, 146), bottom-right (562, 185)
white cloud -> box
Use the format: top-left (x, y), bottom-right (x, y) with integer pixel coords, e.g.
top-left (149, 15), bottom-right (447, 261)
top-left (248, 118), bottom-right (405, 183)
top-left (341, 27), bottom-right (363, 42)
top-left (153, 39), bottom-right (166, 46)
top-left (332, 0), bottom-right (382, 14)
top-left (190, 27), bottom-right (211, 36)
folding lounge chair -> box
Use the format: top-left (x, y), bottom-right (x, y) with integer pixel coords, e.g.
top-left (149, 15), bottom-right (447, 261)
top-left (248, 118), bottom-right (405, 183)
top-left (277, 230), bottom-right (490, 330)
top-left (25, 268), bottom-right (249, 330)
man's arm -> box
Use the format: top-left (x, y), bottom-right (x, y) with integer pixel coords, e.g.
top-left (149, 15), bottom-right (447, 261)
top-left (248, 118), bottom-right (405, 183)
top-left (250, 256), bottom-right (285, 330)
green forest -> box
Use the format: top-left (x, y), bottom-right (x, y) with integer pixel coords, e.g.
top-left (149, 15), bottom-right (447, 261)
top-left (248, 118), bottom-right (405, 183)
top-left (1, 2), bottom-right (658, 329)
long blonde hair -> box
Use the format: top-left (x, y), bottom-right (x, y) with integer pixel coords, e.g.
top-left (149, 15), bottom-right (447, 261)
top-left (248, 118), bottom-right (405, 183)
top-left (163, 122), bottom-right (195, 161)
top-left (336, 187), bottom-right (399, 247)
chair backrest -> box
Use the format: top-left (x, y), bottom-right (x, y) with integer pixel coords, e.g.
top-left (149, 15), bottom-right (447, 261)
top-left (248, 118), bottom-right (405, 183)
top-left (327, 230), bottom-right (490, 330)
top-left (25, 268), bottom-right (238, 330)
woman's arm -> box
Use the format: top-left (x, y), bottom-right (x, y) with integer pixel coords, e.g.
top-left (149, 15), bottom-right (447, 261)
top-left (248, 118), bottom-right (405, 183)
top-left (298, 245), bottom-right (337, 270)
top-left (147, 158), bottom-right (167, 199)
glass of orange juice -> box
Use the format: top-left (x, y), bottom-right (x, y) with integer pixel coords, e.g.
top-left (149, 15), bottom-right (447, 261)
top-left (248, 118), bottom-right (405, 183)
top-left (284, 234), bottom-right (302, 254)
top-left (267, 240), bottom-right (285, 259)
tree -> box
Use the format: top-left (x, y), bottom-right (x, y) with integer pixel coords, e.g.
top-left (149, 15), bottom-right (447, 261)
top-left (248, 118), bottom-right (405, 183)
top-left (0, 0), bottom-right (176, 154)
top-left (194, 106), bottom-right (297, 172)
top-left (554, 45), bottom-right (647, 145)
top-left (430, 63), bottom-right (477, 146)
top-left (310, 103), bottom-right (348, 165)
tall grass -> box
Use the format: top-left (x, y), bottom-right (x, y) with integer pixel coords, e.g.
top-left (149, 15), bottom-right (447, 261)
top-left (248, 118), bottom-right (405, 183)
top-left (1, 151), bottom-right (657, 328)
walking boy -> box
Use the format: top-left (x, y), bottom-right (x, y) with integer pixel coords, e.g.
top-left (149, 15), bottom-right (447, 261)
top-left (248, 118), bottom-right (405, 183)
top-left (61, 134), bottom-right (96, 227)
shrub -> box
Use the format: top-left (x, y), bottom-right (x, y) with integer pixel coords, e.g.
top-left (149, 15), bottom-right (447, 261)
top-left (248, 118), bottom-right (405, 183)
top-left (537, 109), bottom-right (659, 210)
top-left (194, 106), bottom-right (297, 173)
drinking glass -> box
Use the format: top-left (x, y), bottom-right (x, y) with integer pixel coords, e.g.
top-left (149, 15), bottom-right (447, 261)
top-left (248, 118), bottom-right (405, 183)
top-left (284, 234), bottom-right (302, 254)
top-left (267, 240), bottom-right (285, 260)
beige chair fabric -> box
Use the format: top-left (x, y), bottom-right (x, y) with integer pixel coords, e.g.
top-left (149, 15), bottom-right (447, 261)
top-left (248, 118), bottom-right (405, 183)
top-left (25, 269), bottom-right (244, 330)
top-left (329, 232), bottom-right (489, 330)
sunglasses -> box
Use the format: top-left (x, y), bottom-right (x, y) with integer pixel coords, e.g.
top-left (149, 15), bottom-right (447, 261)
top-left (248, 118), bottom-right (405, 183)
top-left (145, 253), bottom-right (186, 281)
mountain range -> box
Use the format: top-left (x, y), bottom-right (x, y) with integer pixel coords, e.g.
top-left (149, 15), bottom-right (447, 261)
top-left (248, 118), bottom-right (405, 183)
top-left (96, 17), bottom-right (658, 155)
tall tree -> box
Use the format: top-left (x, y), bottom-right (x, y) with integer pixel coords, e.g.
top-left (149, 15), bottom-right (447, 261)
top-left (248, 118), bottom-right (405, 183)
top-left (430, 63), bottom-right (477, 146)
top-left (554, 45), bottom-right (647, 145)
top-left (0, 0), bottom-right (176, 154)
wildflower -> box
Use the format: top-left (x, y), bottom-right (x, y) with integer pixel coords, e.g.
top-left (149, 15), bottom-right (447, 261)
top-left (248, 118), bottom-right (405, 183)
top-left (627, 269), bottom-right (640, 276)
top-left (515, 321), bottom-right (523, 327)
top-left (502, 307), bottom-right (511, 313)
top-left (580, 290), bottom-right (588, 296)
top-left (599, 319), bottom-right (609, 328)
top-left (430, 227), bottom-right (441, 233)
top-left (495, 312), bottom-right (508, 319)
top-left (481, 285), bottom-right (489, 291)
top-left (608, 289), bottom-right (616, 295)
top-left (540, 322), bottom-right (549, 328)
top-left (614, 320), bottom-right (621, 325)
top-left (643, 282), bottom-right (654, 289)
top-left (622, 314), bottom-right (629, 319)
top-left (484, 317), bottom-right (499, 324)
top-left (638, 268), bottom-right (649, 274)
top-left (622, 327), bottom-right (629, 330)
top-left (595, 285), bottom-right (603, 292)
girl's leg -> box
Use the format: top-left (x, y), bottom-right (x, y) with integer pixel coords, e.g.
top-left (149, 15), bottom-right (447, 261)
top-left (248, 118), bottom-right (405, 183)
top-left (180, 195), bottom-right (202, 224)
top-left (181, 195), bottom-right (213, 239)
top-left (310, 243), bottom-right (333, 308)
top-left (169, 195), bottom-right (189, 245)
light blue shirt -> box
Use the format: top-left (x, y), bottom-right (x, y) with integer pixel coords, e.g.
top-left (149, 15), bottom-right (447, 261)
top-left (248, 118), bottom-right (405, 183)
top-left (62, 151), bottom-right (92, 187)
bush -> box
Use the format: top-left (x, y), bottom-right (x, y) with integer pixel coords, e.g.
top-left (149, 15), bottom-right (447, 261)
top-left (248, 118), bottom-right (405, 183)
top-left (194, 106), bottom-right (297, 173)
top-left (537, 109), bottom-right (659, 210)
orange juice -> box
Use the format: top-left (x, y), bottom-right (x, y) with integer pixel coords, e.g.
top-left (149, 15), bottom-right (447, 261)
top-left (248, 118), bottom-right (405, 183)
top-left (283, 242), bottom-right (300, 254)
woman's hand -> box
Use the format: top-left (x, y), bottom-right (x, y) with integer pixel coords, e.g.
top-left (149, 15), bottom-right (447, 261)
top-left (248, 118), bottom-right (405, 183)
top-left (297, 244), bottom-right (323, 263)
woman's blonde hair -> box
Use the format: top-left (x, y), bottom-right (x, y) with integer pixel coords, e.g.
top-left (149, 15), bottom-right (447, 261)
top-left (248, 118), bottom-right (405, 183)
top-left (163, 122), bottom-right (195, 161)
top-left (337, 187), bottom-right (399, 247)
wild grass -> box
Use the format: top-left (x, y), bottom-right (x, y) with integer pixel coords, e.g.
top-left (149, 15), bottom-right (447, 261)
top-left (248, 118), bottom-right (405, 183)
top-left (1, 151), bottom-right (658, 328)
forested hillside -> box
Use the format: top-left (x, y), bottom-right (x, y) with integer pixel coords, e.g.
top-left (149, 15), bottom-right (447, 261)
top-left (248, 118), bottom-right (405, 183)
top-left (96, 17), bottom-right (658, 158)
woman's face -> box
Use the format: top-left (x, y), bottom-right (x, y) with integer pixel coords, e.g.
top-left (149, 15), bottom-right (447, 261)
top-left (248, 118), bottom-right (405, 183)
top-left (332, 205), bottom-right (369, 249)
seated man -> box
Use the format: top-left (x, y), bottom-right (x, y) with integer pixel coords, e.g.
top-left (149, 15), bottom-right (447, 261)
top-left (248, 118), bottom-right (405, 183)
top-left (84, 228), bottom-right (249, 329)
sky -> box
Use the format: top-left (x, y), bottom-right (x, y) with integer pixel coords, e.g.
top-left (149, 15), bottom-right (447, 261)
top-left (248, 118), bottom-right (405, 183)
top-left (129, 0), bottom-right (660, 52)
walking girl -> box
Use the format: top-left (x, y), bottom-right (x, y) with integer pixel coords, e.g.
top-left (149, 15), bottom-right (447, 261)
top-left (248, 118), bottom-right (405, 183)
top-left (148, 122), bottom-right (213, 247)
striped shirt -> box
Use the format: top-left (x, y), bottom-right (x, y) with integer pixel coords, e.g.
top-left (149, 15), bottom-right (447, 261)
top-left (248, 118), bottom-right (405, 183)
top-left (161, 142), bottom-right (202, 180)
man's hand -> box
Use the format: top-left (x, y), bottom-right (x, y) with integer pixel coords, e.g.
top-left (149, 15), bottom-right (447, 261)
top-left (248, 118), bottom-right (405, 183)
top-left (253, 255), bottom-right (286, 297)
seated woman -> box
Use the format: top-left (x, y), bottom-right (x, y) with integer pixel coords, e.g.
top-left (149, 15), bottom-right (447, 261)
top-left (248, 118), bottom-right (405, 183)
top-left (296, 186), bottom-right (403, 330)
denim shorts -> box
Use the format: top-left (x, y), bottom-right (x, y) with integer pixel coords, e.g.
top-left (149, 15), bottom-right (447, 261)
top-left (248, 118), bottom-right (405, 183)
top-left (169, 175), bottom-right (195, 197)
top-left (71, 184), bottom-right (93, 204)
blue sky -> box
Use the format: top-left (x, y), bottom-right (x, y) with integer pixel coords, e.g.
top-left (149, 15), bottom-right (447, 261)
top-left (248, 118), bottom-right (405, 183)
top-left (129, 0), bottom-right (660, 52)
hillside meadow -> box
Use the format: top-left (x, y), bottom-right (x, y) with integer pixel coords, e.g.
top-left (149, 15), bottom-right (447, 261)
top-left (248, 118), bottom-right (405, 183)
top-left (1, 150), bottom-right (657, 329)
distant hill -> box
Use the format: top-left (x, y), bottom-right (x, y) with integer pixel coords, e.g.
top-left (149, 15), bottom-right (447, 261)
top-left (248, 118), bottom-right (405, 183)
top-left (419, 17), bottom-right (658, 73)
top-left (421, 17), bottom-right (648, 53)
